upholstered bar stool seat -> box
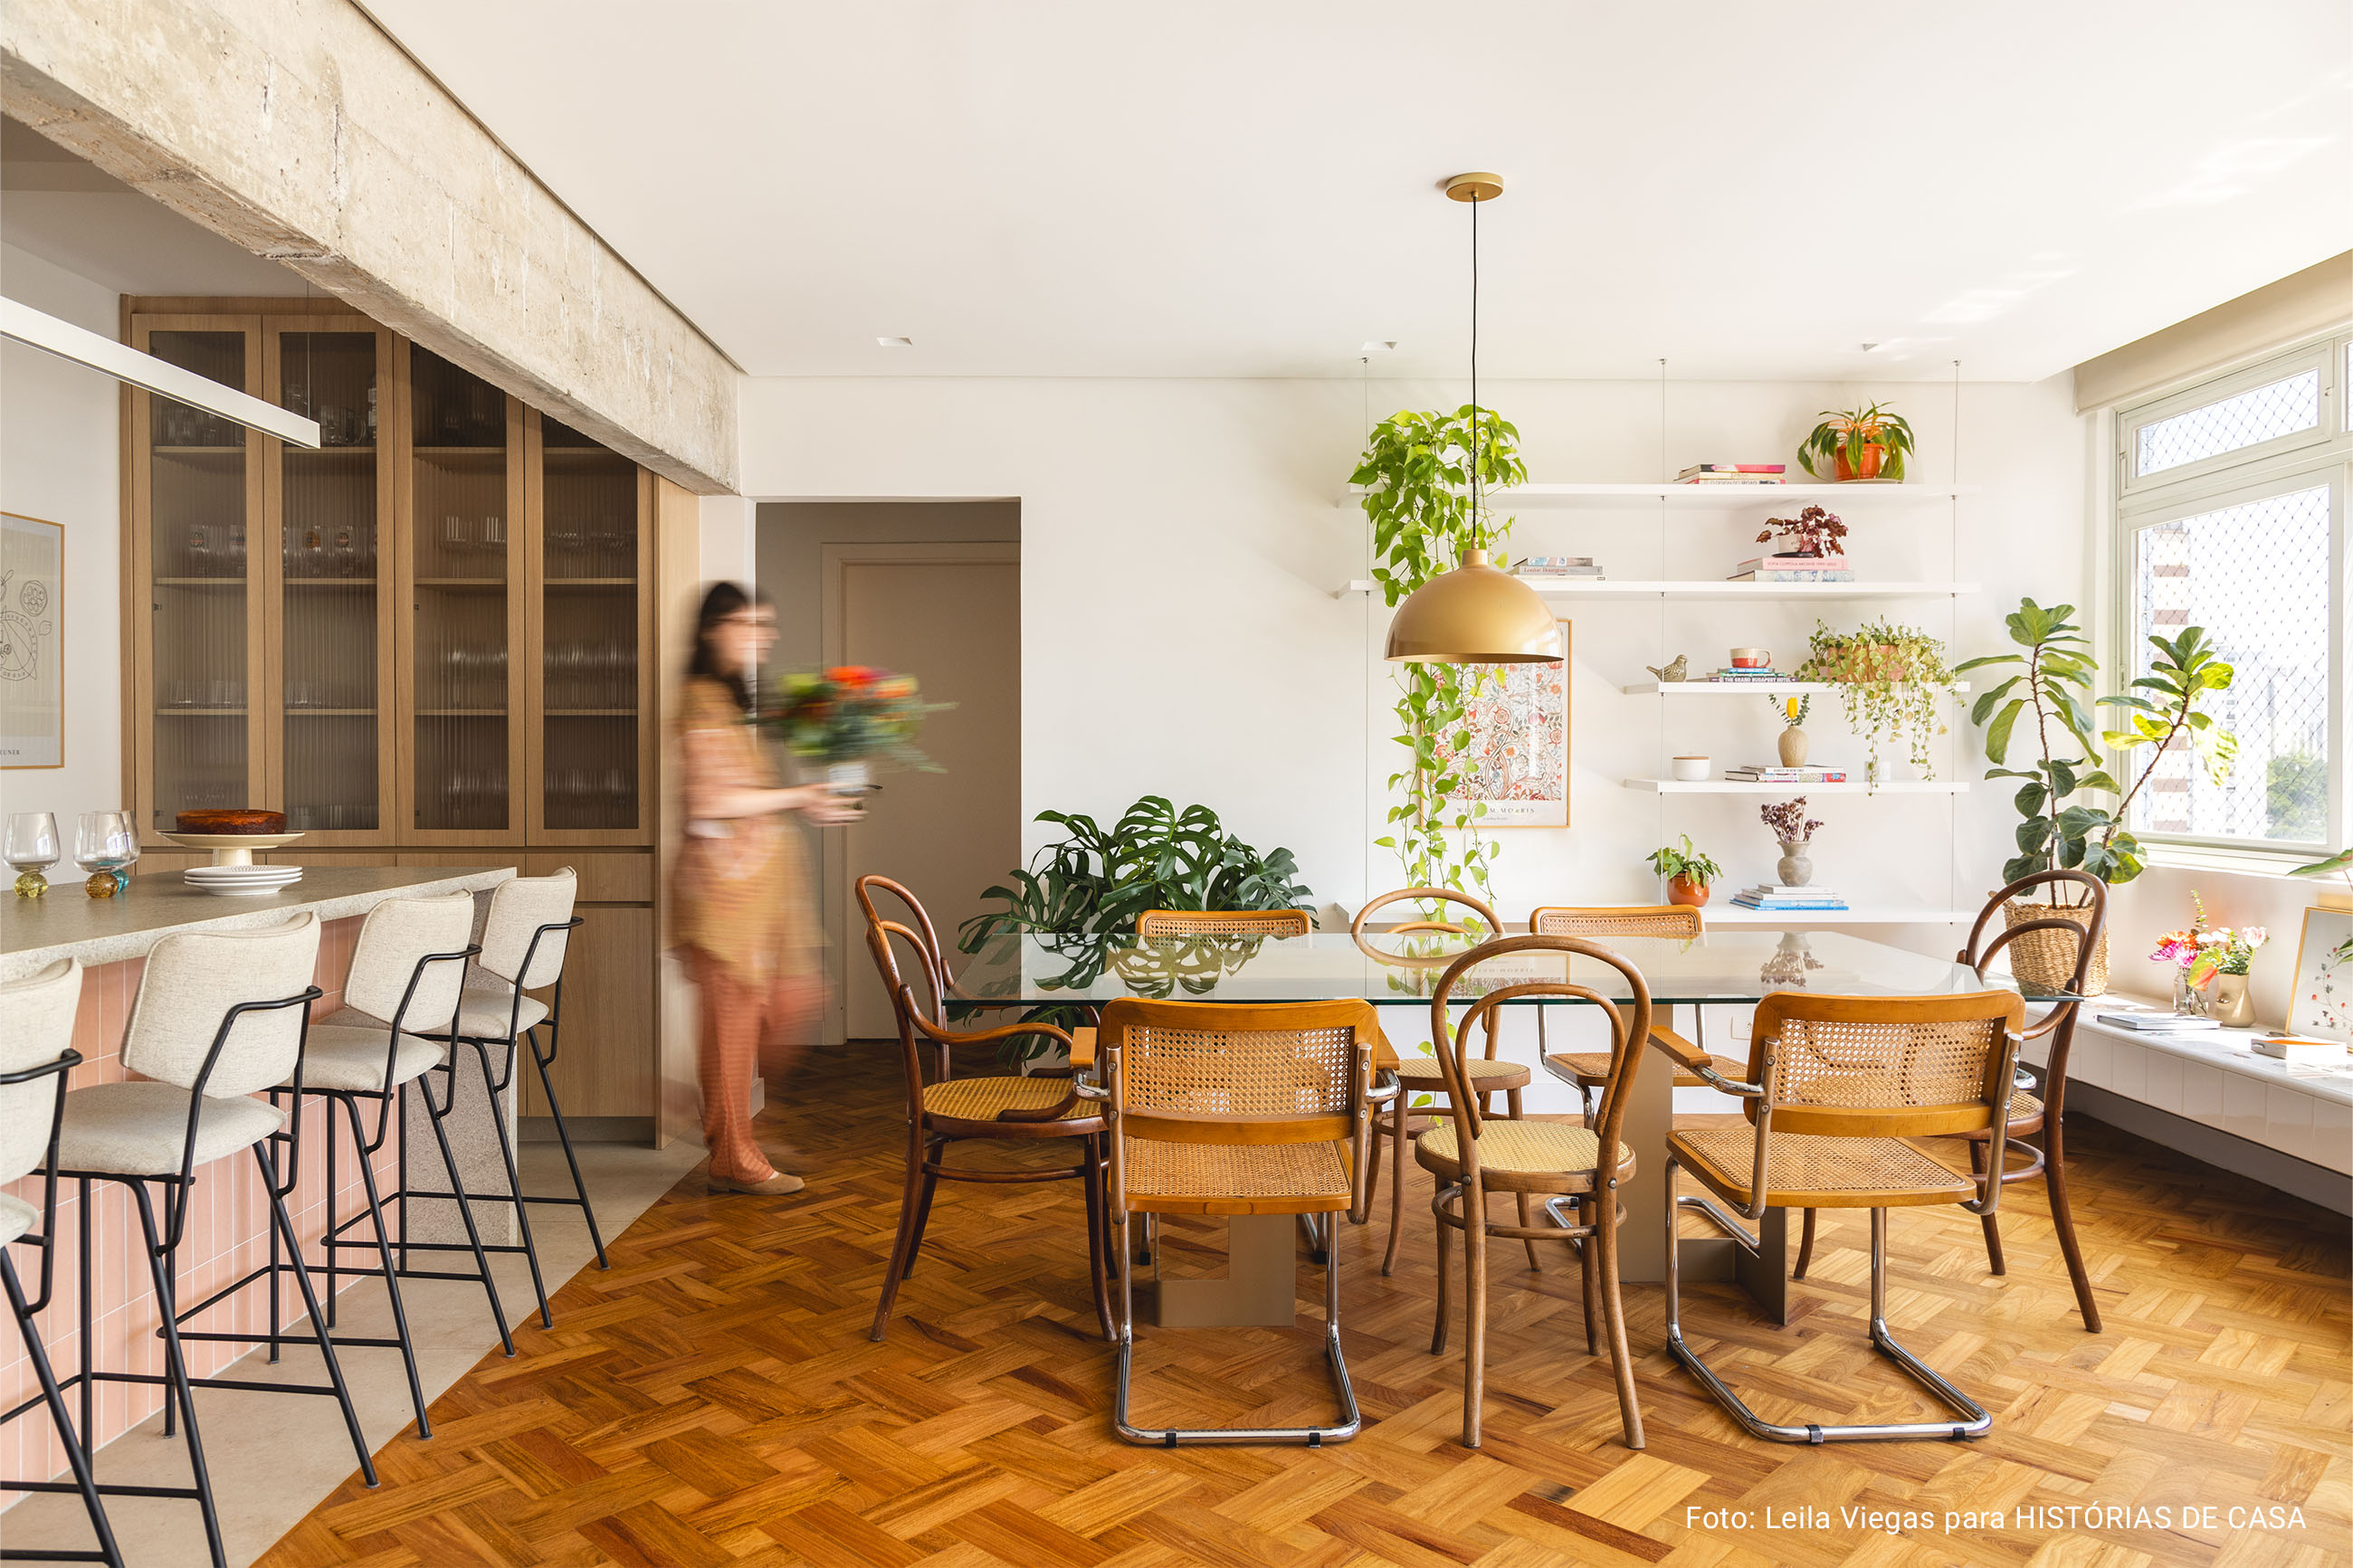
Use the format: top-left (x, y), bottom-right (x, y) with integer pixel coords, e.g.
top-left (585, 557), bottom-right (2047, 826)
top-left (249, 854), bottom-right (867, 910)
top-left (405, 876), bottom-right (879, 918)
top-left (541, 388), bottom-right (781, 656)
top-left (291, 1026), bottom-right (446, 1094)
top-left (56, 1083), bottom-right (287, 1174)
top-left (457, 983), bottom-right (548, 1036)
top-left (0, 1193), bottom-right (36, 1248)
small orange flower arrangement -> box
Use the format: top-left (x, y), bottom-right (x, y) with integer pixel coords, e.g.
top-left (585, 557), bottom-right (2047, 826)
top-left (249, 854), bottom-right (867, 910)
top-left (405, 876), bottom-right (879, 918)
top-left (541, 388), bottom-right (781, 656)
top-left (767, 665), bottom-right (948, 771)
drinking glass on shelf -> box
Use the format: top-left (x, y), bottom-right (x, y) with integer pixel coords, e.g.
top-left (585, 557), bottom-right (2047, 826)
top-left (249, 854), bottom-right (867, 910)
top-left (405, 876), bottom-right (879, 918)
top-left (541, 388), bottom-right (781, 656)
top-left (6, 812), bottom-right (62, 898)
top-left (74, 811), bottom-right (138, 897)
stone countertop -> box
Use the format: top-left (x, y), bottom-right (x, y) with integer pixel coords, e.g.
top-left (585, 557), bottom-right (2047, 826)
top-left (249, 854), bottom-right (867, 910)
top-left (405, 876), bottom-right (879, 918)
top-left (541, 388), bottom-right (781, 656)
top-left (1, 865), bottom-right (515, 980)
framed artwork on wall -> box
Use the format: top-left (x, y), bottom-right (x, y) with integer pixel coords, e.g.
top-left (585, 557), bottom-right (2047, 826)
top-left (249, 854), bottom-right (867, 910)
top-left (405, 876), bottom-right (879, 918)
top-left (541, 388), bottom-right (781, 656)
top-left (2287, 906), bottom-right (2353, 1043)
top-left (1435, 620), bottom-right (1569, 828)
top-left (0, 512), bottom-right (62, 770)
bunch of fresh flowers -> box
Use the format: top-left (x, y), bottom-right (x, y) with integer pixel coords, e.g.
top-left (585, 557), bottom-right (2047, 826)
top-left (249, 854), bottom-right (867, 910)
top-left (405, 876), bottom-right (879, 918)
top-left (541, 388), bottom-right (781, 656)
top-left (1759, 797), bottom-right (1824, 844)
top-left (766, 665), bottom-right (949, 771)
top-left (2150, 890), bottom-right (2267, 987)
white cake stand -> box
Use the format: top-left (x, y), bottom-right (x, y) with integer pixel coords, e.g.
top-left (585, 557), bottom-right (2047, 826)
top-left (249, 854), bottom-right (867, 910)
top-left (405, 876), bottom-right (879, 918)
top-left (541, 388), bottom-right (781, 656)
top-left (157, 830), bottom-right (306, 867)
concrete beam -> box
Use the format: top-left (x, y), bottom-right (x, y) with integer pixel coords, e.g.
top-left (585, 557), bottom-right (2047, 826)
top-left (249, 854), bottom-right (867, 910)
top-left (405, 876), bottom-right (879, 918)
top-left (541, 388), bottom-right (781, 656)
top-left (2, 0), bottom-right (739, 494)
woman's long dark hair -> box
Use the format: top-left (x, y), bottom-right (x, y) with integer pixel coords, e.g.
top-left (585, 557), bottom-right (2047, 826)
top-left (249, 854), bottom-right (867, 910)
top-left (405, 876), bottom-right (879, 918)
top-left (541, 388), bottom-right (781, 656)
top-left (688, 580), bottom-right (771, 712)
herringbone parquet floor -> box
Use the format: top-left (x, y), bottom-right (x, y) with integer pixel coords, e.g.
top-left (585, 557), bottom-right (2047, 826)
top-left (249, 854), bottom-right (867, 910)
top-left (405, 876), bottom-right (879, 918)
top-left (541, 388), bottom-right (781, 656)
top-left (259, 1050), bottom-right (2351, 1568)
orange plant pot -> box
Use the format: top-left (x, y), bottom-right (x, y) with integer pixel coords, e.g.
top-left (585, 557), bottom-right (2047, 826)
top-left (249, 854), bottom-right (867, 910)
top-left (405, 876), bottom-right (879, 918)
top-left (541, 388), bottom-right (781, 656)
top-left (1832, 442), bottom-right (1888, 481)
top-left (1668, 875), bottom-right (1710, 908)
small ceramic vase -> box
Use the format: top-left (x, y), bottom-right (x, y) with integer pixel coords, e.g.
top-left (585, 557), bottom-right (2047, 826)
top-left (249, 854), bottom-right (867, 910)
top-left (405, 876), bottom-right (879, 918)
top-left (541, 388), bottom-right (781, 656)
top-left (1775, 840), bottom-right (1813, 888)
top-left (1668, 875), bottom-right (1710, 908)
top-left (1777, 726), bottom-right (1809, 767)
top-left (2209, 972), bottom-right (2256, 1028)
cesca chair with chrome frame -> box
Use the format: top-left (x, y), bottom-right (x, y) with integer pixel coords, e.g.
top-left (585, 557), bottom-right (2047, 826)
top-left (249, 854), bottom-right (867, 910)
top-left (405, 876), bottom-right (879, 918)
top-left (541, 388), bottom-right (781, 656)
top-left (1350, 888), bottom-right (1534, 1277)
top-left (0, 958), bottom-right (120, 1567)
top-left (1527, 905), bottom-right (1744, 1122)
top-left (1135, 908), bottom-right (1312, 939)
top-left (1793, 871), bottom-right (2110, 1330)
top-left (1416, 935), bottom-right (1652, 1450)
top-left (1663, 988), bottom-right (2025, 1443)
top-left (857, 875), bottom-right (1115, 1344)
top-left (1079, 996), bottom-right (1396, 1446)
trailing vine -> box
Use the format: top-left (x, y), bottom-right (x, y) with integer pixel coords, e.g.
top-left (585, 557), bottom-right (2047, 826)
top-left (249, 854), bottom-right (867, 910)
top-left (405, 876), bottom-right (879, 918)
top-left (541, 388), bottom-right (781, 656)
top-left (1352, 404), bottom-right (1526, 916)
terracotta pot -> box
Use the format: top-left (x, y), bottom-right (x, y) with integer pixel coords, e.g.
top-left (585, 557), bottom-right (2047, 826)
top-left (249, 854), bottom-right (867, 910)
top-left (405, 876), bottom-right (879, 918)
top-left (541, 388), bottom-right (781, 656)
top-left (1832, 441), bottom-right (1888, 481)
top-left (1777, 726), bottom-right (1809, 766)
top-left (1668, 875), bottom-right (1710, 908)
top-left (2210, 972), bottom-right (2256, 1028)
top-left (1824, 643), bottom-right (1905, 682)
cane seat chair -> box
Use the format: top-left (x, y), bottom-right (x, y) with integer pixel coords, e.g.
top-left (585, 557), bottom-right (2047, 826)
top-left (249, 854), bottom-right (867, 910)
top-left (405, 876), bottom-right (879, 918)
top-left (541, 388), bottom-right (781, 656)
top-left (1527, 906), bottom-right (1743, 1117)
top-left (1793, 872), bottom-right (2109, 1330)
top-left (1136, 908), bottom-right (1312, 939)
top-left (857, 876), bottom-right (1115, 1344)
top-left (1662, 989), bottom-right (2026, 1443)
top-left (0, 959), bottom-right (121, 1566)
top-left (1077, 996), bottom-right (1396, 1446)
top-left (1415, 936), bottom-right (1652, 1449)
top-left (1350, 888), bottom-right (1534, 1275)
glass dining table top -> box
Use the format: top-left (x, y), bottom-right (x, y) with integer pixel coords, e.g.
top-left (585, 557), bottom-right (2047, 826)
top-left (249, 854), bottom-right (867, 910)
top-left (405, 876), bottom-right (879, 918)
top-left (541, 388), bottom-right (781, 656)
top-left (952, 929), bottom-right (2078, 1008)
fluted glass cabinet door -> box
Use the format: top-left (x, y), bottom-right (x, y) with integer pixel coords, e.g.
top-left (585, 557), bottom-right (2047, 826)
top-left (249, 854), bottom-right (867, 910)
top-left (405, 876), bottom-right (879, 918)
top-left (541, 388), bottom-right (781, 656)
top-left (530, 414), bottom-right (650, 841)
top-left (405, 344), bottom-right (523, 841)
top-left (135, 319), bottom-right (262, 838)
top-left (270, 320), bottom-right (393, 841)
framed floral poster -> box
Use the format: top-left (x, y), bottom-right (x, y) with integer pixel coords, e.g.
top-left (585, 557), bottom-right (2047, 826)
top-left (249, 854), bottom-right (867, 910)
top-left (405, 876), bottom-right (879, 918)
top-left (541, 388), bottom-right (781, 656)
top-left (1434, 621), bottom-right (1569, 828)
top-left (2287, 906), bottom-right (2353, 1043)
top-left (0, 512), bottom-right (62, 769)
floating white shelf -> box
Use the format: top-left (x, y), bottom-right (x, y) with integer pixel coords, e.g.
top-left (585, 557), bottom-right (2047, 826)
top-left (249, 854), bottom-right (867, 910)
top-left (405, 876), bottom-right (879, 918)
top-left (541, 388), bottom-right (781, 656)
top-left (1621, 679), bottom-right (1972, 696)
top-left (1624, 778), bottom-right (1967, 794)
top-left (1701, 907), bottom-right (1975, 927)
top-left (1341, 580), bottom-right (1977, 601)
top-left (1338, 482), bottom-right (1974, 510)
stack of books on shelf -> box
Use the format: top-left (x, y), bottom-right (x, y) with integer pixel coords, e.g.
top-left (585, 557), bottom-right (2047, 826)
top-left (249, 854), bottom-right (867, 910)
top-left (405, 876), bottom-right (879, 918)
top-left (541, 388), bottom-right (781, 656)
top-left (1732, 884), bottom-right (1849, 912)
top-left (1514, 555), bottom-right (1605, 579)
top-left (1728, 553), bottom-right (1853, 582)
top-left (1677, 463), bottom-right (1786, 485)
top-left (1724, 763), bottom-right (1850, 783)
top-left (1705, 665), bottom-right (1790, 683)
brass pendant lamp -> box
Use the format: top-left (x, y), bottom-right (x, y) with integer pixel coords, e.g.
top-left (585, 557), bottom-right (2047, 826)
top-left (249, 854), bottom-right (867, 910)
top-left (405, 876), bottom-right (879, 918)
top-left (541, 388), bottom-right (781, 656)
top-left (1384, 172), bottom-right (1563, 666)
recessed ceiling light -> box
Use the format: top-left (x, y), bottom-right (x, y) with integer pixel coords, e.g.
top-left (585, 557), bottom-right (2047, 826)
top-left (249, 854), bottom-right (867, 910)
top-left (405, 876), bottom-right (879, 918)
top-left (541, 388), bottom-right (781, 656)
top-left (1360, 340), bottom-right (1397, 353)
top-left (877, 336), bottom-right (914, 348)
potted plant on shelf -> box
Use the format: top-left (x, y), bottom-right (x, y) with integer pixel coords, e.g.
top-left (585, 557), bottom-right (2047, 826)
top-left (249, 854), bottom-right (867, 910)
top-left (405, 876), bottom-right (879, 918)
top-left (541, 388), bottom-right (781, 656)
top-left (1768, 694), bottom-right (1812, 767)
top-left (1796, 618), bottom-right (1959, 780)
top-left (1955, 598), bottom-right (2238, 994)
top-left (1646, 834), bottom-right (1722, 908)
top-left (1798, 402), bottom-right (1916, 482)
top-left (1759, 798), bottom-right (1824, 889)
top-left (1755, 504), bottom-right (1849, 561)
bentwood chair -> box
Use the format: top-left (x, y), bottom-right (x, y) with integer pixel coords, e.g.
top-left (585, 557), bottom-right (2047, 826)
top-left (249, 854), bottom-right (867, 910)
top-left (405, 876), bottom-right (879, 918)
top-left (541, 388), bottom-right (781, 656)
top-left (1528, 905), bottom-right (1743, 1122)
top-left (1078, 996), bottom-right (1395, 1446)
top-left (0, 959), bottom-right (121, 1567)
top-left (1793, 871), bottom-right (2109, 1330)
top-left (1416, 936), bottom-right (1651, 1450)
top-left (1663, 989), bottom-right (2025, 1443)
top-left (857, 875), bottom-right (1115, 1344)
top-left (48, 917), bottom-right (373, 1568)
top-left (1351, 888), bottom-right (1533, 1276)
top-left (1135, 908), bottom-right (1312, 939)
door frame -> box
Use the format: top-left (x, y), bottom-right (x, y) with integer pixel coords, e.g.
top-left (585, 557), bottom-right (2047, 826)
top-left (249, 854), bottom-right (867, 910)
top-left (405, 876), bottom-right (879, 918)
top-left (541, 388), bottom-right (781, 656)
top-left (817, 539), bottom-right (1021, 1043)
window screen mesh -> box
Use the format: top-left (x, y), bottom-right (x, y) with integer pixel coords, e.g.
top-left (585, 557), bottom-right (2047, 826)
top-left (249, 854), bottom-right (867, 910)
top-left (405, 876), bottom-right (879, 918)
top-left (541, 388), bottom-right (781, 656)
top-left (2135, 370), bottom-right (2320, 476)
top-left (2130, 484), bottom-right (2331, 841)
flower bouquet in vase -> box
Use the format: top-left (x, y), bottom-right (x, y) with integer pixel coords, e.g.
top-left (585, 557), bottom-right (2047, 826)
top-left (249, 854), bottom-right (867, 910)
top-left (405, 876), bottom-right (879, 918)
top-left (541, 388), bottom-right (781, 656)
top-left (765, 665), bottom-right (952, 801)
top-left (2154, 891), bottom-right (2266, 1026)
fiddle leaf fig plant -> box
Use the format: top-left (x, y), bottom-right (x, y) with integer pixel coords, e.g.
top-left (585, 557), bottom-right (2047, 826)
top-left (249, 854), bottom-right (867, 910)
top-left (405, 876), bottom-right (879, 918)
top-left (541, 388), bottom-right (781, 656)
top-left (2086, 626), bottom-right (2237, 882)
top-left (1353, 405), bottom-right (1527, 909)
top-left (1955, 598), bottom-right (2120, 892)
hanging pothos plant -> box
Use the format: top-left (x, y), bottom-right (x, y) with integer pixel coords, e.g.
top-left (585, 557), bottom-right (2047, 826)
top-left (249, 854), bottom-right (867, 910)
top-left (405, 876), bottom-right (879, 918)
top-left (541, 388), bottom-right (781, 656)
top-left (1353, 404), bottom-right (1526, 916)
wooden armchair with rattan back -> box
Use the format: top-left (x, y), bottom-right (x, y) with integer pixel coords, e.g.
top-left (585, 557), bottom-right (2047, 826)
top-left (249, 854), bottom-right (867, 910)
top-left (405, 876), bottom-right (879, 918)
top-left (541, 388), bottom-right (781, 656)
top-left (1527, 905), bottom-right (1743, 1123)
top-left (1349, 888), bottom-right (1536, 1276)
top-left (1662, 988), bottom-right (2025, 1444)
top-left (855, 874), bottom-right (1115, 1345)
top-left (1077, 997), bottom-right (1397, 1447)
top-left (1135, 908), bottom-right (1312, 939)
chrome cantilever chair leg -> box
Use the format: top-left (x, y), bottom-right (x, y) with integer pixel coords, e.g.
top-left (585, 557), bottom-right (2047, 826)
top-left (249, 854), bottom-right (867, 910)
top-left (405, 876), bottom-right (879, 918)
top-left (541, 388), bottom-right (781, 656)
top-left (1660, 1153), bottom-right (1989, 1444)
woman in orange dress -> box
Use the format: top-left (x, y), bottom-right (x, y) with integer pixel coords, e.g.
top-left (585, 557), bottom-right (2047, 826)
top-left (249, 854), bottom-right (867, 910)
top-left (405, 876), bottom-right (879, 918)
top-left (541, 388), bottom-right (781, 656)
top-left (673, 583), bottom-right (859, 1195)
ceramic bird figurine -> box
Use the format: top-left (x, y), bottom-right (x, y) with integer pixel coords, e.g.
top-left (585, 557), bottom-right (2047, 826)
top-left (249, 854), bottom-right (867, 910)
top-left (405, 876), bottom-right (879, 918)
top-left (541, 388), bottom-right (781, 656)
top-left (1645, 654), bottom-right (1690, 683)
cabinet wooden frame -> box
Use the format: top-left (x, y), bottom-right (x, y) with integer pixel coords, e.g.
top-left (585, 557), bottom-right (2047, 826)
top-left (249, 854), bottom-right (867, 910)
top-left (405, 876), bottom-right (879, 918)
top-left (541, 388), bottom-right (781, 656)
top-left (260, 312), bottom-right (399, 846)
top-left (125, 312), bottom-right (268, 845)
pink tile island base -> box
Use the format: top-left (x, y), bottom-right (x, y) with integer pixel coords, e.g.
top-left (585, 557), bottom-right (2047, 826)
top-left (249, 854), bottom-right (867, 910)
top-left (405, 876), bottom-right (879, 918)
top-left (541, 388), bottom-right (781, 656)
top-left (0, 866), bottom-right (514, 1508)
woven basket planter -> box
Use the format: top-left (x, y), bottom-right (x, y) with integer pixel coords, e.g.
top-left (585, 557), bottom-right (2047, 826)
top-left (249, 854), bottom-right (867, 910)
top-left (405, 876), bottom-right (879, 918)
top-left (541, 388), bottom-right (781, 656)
top-left (2002, 898), bottom-right (2108, 995)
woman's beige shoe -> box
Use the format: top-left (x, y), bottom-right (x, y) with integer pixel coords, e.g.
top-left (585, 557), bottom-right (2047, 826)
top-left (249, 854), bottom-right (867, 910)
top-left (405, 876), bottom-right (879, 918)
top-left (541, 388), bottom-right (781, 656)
top-left (708, 1171), bottom-right (805, 1196)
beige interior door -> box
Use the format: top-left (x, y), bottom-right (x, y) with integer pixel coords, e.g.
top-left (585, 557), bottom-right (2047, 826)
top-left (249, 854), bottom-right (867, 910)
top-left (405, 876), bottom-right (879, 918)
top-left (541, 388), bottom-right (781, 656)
top-left (825, 546), bottom-right (1019, 1040)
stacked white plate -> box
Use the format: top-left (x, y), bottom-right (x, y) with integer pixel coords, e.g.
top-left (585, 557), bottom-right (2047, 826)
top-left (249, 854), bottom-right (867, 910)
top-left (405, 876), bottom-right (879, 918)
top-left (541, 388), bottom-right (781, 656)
top-left (183, 863), bottom-right (304, 898)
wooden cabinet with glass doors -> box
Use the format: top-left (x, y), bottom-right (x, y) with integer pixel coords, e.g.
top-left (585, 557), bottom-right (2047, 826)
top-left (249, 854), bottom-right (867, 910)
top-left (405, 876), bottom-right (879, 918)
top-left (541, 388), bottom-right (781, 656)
top-left (124, 298), bottom-right (660, 1129)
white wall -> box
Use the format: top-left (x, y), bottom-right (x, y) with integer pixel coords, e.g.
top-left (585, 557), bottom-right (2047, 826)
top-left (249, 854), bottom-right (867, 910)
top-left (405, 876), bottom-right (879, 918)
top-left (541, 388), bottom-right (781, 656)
top-left (738, 374), bottom-right (2091, 937)
top-left (0, 241), bottom-right (120, 822)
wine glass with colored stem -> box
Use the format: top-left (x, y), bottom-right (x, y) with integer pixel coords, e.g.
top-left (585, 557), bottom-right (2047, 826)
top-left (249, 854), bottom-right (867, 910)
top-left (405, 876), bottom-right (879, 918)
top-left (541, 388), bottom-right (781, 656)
top-left (5, 812), bottom-right (62, 898)
top-left (74, 811), bottom-right (138, 898)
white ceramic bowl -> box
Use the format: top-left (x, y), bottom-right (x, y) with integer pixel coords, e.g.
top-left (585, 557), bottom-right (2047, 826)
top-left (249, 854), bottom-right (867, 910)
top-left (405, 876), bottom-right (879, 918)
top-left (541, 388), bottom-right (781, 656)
top-left (1671, 755), bottom-right (1710, 782)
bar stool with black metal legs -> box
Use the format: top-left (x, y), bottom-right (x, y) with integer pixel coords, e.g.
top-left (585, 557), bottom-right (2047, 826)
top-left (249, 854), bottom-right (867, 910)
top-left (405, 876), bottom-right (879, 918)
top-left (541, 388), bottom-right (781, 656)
top-left (177, 890), bottom-right (487, 1441)
top-left (0, 957), bottom-right (121, 1567)
top-left (46, 915), bottom-right (376, 1568)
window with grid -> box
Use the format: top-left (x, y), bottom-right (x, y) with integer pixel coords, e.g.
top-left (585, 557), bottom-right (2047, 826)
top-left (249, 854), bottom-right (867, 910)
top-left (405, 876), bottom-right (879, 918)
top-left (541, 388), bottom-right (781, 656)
top-left (2116, 335), bottom-right (2348, 856)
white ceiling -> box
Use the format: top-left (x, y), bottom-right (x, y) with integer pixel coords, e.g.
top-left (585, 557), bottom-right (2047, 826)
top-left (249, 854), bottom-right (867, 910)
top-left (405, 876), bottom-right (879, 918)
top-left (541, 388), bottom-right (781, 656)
top-left (368, 1), bottom-right (2353, 382)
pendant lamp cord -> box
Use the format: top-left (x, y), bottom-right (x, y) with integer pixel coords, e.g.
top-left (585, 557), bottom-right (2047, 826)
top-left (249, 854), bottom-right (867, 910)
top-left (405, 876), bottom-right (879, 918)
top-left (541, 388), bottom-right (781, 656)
top-left (1469, 190), bottom-right (1482, 551)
